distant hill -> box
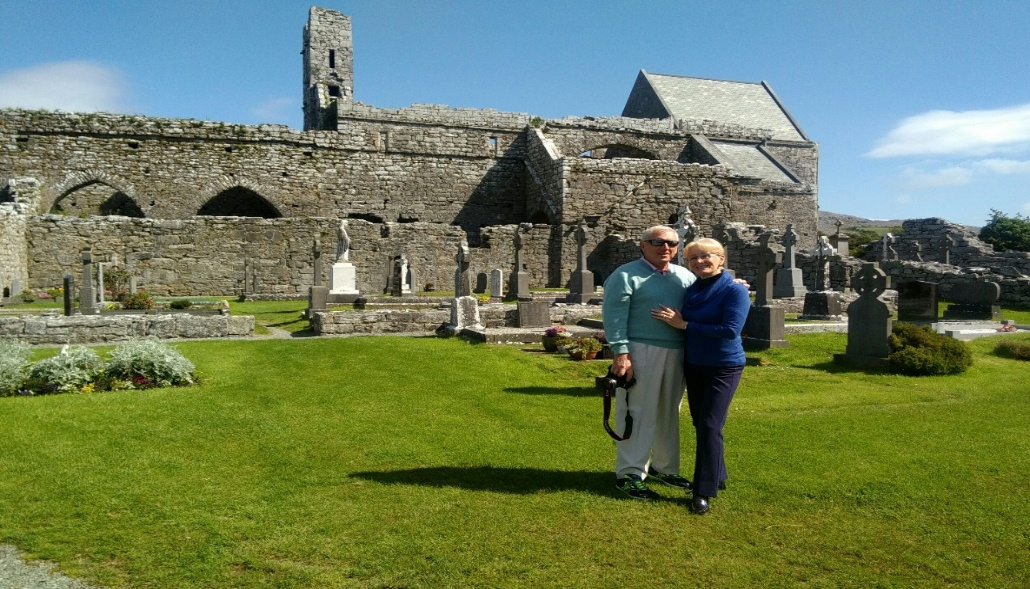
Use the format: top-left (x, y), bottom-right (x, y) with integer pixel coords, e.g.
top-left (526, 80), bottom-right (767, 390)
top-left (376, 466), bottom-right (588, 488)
top-left (817, 211), bottom-right (906, 235)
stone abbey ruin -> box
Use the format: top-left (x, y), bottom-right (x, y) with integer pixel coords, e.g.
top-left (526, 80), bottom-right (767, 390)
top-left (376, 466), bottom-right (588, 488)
top-left (2, 6), bottom-right (1028, 310)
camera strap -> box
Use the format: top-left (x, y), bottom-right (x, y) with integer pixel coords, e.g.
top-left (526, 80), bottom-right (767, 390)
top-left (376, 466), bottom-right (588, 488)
top-left (599, 367), bottom-right (635, 441)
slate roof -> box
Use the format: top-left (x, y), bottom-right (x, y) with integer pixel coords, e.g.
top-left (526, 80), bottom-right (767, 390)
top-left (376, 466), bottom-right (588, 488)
top-left (709, 141), bottom-right (795, 183)
top-left (635, 72), bottom-right (808, 142)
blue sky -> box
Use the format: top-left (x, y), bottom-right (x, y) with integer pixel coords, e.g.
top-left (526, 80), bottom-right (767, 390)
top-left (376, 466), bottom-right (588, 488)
top-left (2, 0), bottom-right (1028, 227)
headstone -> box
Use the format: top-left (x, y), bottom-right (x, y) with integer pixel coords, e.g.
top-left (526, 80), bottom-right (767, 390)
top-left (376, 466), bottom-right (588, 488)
top-left (438, 296), bottom-right (484, 337)
top-left (454, 240), bottom-right (472, 297)
top-left (307, 285), bottom-right (329, 318)
top-left (799, 291), bottom-right (844, 320)
top-left (80, 250), bottom-right (98, 315)
top-left (742, 233), bottom-right (788, 350)
top-left (880, 233), bottom-right (897, 261)
top-left (508, 223), bottom-right (531, 299)
top-left (488, 269), bottom-right (503, 300)
top-left (835, 262), bottom-right (892, 368)
top-left (386, 255), bottom-right (413, 296)
top-left (773, 224), bottom-right (807, 298)
top-left (63, 274), bottom-right (73, 316)
top-left (897, 281), bottom-right (939, 322)
top-left (829, 219), bottom-right (850, 257)
top-left (567, 220), bottom-right (595, 304)
top-left (312, 236), bottom-right (323, 288)
top-left (516, 300), bottom-right (551, 328)
top-left (97, 262), bottom-right (106, 304)
top-left (673, 204), bottom-right (697, 266)
top-left (811, 235), bottom-right (836, 291)
top-left (942, 281), bottom-right (1001, 320)
top-left (474, 272), bottom-right (488, 294)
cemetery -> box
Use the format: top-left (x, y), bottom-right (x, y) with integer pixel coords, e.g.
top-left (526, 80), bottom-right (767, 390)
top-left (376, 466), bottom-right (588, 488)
top-left (1, 5), bottom-right (1029, 588)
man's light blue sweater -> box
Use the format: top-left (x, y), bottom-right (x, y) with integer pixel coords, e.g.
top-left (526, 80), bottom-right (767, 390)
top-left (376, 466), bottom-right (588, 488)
top-left (602, 258), bottom-right (696, 355)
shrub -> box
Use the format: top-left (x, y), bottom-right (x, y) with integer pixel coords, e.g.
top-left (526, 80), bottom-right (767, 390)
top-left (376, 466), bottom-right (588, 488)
top-left (106, 339), bottom-right (195, 388)
top-left (994, 339), bottom-right (1030, 361)
top-left (979, 209), bottom-right (1030, 252)
top-left (122, 290), bottom-right (156, 310)
top-left (19, 290), bottom-right (36, 303)
top-left (888, 323), bottom-right (972, 376)
top-left (0, 339), bottom-right (32, 396)
top-left (26, 346), bottom-right (104, 394)
top-left (169, 299), bottom-right (193, 310)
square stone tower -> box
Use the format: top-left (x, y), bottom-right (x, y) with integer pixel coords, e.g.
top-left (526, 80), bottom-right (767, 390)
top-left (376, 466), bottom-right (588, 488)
top-left (303, 7), bottom-right (353, 130)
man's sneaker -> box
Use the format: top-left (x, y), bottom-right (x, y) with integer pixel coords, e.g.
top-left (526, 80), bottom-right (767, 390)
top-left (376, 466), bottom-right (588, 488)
top-left (646, 467), bottom-right (692, 490)
top-left (615, 475), bottom-right (660, 501)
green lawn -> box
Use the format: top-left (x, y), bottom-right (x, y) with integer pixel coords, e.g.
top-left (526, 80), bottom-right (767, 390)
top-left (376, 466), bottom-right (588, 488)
top-left (1, 333), bottom-right (1028, 587)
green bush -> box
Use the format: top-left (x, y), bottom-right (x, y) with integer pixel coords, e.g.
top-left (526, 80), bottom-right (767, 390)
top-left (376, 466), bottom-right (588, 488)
top-left (888, 323), bottom-right (972, 375)
top-left (19, 290), bottom-right (36, 303)
top-left (122, 290), bottom-right (156, 310)
top-left (106, 339), bottom-right (195, 388)
top-left (979, 209), bottom-right (1030, 252)
top-left (994, 339), bottom-right (1030, 361)
top-left (26, 345), bottom-right (104, 394)
top-left (169, 299), bottom-right (193, 310)
top-left (0, 339), bottom-right (32, 396)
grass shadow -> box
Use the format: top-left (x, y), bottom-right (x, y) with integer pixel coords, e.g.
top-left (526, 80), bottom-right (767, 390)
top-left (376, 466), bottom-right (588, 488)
top-left (504, 386), bottom-right (597, 397)
top-left (351, 466), bottom-right (658, 501)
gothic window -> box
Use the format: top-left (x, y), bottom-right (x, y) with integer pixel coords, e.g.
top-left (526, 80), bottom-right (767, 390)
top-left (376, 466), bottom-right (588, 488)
top-left (51, 182), bottom-right (144, 217)
top-left (198, 187), bottom-right (281, 218)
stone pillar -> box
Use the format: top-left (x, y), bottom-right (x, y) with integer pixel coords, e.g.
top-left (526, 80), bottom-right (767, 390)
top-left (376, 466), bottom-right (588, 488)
top-left (80, 251), bottom-right (98, 315)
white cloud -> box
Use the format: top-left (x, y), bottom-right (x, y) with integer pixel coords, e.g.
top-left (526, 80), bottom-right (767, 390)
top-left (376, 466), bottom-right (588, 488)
top-left (0, 61), bottom-right (126, 113)
top-left (899, 165), bottom-right (973, 190)
top-left (250, 97), bottom-right (295, 124)
top-left (867, 103), bottom-right (1030, 158)
top-left (974, 158), bottom-right (1030, 174)
top-left (1021, 202), bottom-right (1030, 215)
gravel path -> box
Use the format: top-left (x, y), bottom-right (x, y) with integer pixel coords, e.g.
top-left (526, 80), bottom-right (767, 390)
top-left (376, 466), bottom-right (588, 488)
top-left (0, 546), bottom-right (101, 589)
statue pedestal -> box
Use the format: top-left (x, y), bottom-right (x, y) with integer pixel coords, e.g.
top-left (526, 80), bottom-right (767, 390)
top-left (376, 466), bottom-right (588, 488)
top-left (330, 262), bottom-right (359, 295)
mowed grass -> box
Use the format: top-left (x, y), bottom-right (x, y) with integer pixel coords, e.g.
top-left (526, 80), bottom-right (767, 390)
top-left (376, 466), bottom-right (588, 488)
top-left (0, 333), bottom-right (1028, 588)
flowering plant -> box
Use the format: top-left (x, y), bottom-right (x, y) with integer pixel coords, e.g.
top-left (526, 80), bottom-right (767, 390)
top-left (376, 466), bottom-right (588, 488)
top-left (592, 331), bottom-right (608, 344)
top-left (544, 326), bottom-right (568, 337)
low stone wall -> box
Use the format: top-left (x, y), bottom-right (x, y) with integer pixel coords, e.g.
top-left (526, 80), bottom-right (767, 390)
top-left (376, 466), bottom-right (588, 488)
top-left (0, 313), bottom-right (254, 344)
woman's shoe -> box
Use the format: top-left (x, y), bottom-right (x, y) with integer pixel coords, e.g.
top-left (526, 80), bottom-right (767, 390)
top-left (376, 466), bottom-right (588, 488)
top-left (690, 495), bottom-right (710, 515)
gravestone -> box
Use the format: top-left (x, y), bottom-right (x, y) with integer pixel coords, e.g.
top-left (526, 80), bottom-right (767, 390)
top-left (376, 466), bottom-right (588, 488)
top-left (508, 223), bottom-right (531, 299)
top-left (880, 233), bottom-right (897, 261)
top-left (454, 240), bottom-right (472, 297)
top-left (743, 232), bottom-right (788, 350)
top-left (63, 274), bottom-right (73, 316)
top-left (673, 204), bottom-right (697, 266)
top-left (835, 262), bottom-right (892, 369)
top-left (329, 220), bottom-right (359, 296)
top-left (474, 272), bottom-right (488, 294)
top-left (942, 281), bottom-right (1001, 320)
top-left (773, 224), bottom-right (807, 298)
top-left (897, 281), bottom-right (938, 322)
top-left (799, 291), bottom-right (844, 320)
top-left (567, 221), bottom-right (595, 304)
top-left (516, 301), bottom-right (551, 328)
top-left (828, 219), bottom-right (849, 257)
top-left (80, 250), bottom-right (98, 315)
top-left (812, 236), bottom-right (836, 291)
top-left (386, 255), bottom-right (413, 297)
top-left (307, 285), bottom-right (329, 318)
top-left (488, 269), bottom-right (503, 300)
top-left (312, 236), bottom-right (323, 288)
top-left (437, 296), bottom-right (484, 337)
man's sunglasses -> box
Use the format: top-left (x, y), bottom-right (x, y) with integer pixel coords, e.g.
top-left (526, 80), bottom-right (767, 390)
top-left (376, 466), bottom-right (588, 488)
top-left (645, 239), bottom-right (679, 248)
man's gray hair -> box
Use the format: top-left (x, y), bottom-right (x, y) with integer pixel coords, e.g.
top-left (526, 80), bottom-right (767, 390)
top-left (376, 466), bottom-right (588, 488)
top-left (641, 225), bottom-right (677, 241)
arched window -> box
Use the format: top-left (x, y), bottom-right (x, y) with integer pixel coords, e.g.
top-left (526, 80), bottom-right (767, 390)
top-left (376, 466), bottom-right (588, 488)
top-left (198, 187), bottom-right (281, 218)
top-left (51, 182), bottom-right (144, 217)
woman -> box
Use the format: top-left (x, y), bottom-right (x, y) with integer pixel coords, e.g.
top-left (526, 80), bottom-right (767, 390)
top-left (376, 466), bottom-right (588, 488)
top-left (652, 238), bottom-right (750, 515)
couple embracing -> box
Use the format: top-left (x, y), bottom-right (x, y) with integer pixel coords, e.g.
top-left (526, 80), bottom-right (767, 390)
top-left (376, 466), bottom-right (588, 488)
top-left (601, 225), bottom-right (749, 515)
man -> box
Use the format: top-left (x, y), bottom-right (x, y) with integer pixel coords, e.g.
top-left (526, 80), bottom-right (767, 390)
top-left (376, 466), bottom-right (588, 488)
top-left (602, 225), bottom-right (696, 500)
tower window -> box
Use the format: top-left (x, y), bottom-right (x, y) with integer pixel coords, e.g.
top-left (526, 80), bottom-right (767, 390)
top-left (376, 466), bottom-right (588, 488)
top-left (328, 86), bottom-right (341, 98)
top-left (329, 49), bottom-right (336, 69)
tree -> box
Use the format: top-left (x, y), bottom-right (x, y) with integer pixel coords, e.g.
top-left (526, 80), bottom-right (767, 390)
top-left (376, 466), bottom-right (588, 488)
top-left (979, 209), bottom-right (1030, 252)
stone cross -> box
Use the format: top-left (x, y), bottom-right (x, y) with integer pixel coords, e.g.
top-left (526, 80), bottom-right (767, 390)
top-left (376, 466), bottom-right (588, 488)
top-left (454, 240), bottom-right (471, 297)
top-left (312, 236), bottom-right (323, 287)
top-left (755, 232), bottom-right (781, 306)
top-left (880, 233), bottom-right (896, 261)
top-left (336, 219), bottom-right (350, 263)
top-left (673, 204), bottom-right (697, 266)
top-left (575, 221), bottom-right (588, 272)
top-left (845, 262), bottom-right (892, 360)
top-left (780, 224), bottom-right (799, 269)
top-left (80, 250), bottom-right (98, 315)
top-left (812, 236), bottom-right (836, 291)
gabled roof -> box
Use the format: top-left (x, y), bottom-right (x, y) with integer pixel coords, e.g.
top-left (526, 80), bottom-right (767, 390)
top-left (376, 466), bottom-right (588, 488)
top-left (622, 71), bottom-right (808, 142)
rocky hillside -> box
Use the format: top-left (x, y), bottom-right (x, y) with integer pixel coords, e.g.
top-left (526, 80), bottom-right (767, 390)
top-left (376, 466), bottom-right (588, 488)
top-left (817, 211), bottom-right (906, 234)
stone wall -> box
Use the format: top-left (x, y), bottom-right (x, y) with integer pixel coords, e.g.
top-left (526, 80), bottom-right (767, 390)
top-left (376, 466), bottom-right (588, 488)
top-left (0, 313), bottom-right (254, 344)
top-left (0, 204), bottom-right (28, 298)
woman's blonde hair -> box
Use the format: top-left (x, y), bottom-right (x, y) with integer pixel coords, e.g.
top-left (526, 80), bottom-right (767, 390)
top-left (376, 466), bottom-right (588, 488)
top-left (684, 237), bottom-right (726, 262)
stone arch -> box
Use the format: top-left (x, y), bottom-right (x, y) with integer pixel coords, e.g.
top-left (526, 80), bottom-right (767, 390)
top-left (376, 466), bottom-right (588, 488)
top-left (578, 143), bottom-right (658, 160)
top-left (193, 177), bottom-right (285, 218)
top-left (45, 170), bottom-right (144, 217)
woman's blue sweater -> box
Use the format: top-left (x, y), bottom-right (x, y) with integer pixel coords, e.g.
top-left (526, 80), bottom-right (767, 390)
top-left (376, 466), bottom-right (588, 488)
top-left (680, 271), bottom-right (750, 367)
